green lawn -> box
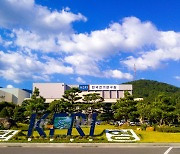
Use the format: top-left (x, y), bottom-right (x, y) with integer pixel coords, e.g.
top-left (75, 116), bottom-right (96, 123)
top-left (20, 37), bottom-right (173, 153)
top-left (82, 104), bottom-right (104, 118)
top-left (135, 130), bottom-right (180, 143)
top-left (19, 124), bottom-right (180, 143)
top-left (30, 124), bottom-right (116, 137)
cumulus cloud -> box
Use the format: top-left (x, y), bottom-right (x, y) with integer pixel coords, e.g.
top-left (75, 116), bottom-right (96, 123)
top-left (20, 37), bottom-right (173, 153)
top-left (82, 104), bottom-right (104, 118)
top-left (14, 29), bottom-right (61, 52)
top-left (64, 54), bottom-right (101, 76)
top-left (0, 0), bottom-right (179, 83)
top-left (175, 76), bottom-right (180, 80)
top-left (0, 0), bottom-right (86, 35)
top-left (0, 36), bottom-right (2, 43)
top-left (104, 70), bottom-right (133, 80)
top-left (60, 17), bottom-right (158, 58)
top-left (123, 47), bottom-right (180, 70)
top-left (76, 77), bottom-right (86, 83)
top-left (0, 51), bottom-right (73, 83)
top-left (0, 0), bottom-right (87, 53)
top-left (60, 16), bottom-right (180, 72)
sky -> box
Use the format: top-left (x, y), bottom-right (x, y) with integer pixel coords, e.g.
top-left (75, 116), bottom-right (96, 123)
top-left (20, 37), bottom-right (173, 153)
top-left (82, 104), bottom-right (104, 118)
top-left (0, 0), bottom-right (180, 90)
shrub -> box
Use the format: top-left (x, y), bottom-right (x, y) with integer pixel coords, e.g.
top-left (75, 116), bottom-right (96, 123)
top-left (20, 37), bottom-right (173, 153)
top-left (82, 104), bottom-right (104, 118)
top-left (100, 121), bottom-right (108, 125)
top-left (141, 124), bottom-right (147, 131)
top-left (0, 124), bottom-right (4, 130)
top-left (156, 126), bottom-right (180, 133)
top-left (17, 131), bottom-right (26, 136)
top-left (17, 123), bottom-right (29, 130)
top-left (0, 108), bottom-right (9, 118)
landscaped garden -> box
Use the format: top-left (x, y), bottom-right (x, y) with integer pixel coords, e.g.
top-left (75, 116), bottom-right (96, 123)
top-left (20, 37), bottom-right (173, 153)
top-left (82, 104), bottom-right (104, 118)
top-left (0, 85), bottom-right (180, 143)
top-left (4, 124), bottom-right (180, 143)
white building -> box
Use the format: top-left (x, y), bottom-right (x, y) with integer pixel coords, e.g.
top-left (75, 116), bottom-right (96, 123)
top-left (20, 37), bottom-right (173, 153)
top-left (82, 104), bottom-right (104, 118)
top-left (0, 88), bottom-right (31, 105)
top-left (33, 83), bottom-right (132, 103)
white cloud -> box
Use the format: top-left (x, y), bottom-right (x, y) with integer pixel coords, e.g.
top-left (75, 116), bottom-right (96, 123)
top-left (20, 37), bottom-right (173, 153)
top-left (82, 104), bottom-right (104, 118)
top-left (0, 0), bottom-right (86, 53)
top-left (64, 54), bottom-right (101, 76)
top-left (0, 51), bottom-right (73, 83)
top-left (6, 84), bottom-right (14, 88)
top-left (0, 0), bottom-right (179, 82)
top-left (123, 47), bottom-right (180, 70)
top-left (14, 29), bottom-right (61, 52)
top-left (43, 56), bottom-right (74, 74)
top-left (0, 36), bottom-right (2, 43)
top-left (60, 17), bottom-right (158, 58)
top-left (104, 70), bottom-right (133, 80)
top-left (175, 76), bottom-right (180, 80)
top-left (76, 77), bottom-right (86, 83)
top-left (0, 0), bottom-right (86, 35)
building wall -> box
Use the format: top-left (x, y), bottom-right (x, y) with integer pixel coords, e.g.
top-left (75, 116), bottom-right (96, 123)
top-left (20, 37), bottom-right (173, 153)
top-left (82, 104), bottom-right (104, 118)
top-left (17, 89), bottom-right (31, 105)
top-left (33, 83), bottom-right (133, 103)
top-left (33, 83), bottom-right (66, 103)
top-left (0, 88), bottom-right (30, 105)
top-left (0, 90), bottom-right (13, 102)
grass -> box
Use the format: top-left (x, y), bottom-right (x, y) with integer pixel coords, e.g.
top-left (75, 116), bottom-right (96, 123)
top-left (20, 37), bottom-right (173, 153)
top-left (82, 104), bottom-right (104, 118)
top-left (25, 124), bottom-right (116, 138)
top-left (8, 124), bottom-right (180, 143)
top-left (135, 130), bottom-right (180, 143)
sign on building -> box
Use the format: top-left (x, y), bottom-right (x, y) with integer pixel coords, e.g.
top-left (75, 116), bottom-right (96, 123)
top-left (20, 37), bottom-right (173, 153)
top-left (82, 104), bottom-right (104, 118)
top-left (89, 85), bottom-right (120, 91)
top-left (79, 85), bottom-right (89, 91)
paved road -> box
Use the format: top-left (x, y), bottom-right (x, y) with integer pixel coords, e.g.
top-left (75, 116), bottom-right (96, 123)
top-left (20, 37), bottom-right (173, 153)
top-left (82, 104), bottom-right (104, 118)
top-left (0, 147), bottom-right (179, 154)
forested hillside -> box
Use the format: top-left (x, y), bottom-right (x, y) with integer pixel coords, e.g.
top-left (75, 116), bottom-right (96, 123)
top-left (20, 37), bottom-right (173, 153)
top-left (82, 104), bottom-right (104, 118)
top-left (125, 80), bottom-right (180, 103)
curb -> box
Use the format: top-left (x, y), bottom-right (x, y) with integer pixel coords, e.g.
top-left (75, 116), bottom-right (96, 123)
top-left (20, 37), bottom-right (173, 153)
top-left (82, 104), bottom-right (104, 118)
top-left (0, 143), bottom-right (180, 148)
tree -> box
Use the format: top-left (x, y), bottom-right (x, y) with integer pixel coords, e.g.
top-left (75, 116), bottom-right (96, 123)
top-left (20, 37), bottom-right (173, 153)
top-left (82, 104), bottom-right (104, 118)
top-left (82, 93), bottom-right (104, 112)
top-left (13, 106), bottom-right (26, 122)
top-left (0, 101), bottom-right (16, 112)
top-left (174, 101), bottom-right (180, 123)
top-left (23, 87), bottom-right (46, 117)
top-left (148, 94), bottom-right (176, 125)
top-left (48, 99), bottom-right (72, 113)
top-left (136, 101), bottom-right (151, 123)
top-left (98, 103), bottom-right (114, 121)
top-left (62, 87), bottom-right (82, 105)
top-left (0, 107), bottom-right (9, 118)
top-left (112, 91), bottom-right (137, 122)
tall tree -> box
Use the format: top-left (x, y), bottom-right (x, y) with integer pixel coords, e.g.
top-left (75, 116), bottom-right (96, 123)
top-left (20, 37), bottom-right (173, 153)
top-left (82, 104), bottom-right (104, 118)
top-left (48, 99), bottom-right (72, 113)
top-left (112, 91), bottom-right (137, 122)
top-left (62, 87), bottom-right (82, 104)
top-left (136, 101), bottom-right (151, 123)
top-left (23, 87), bottom-right (46, 117)
top-left (82, 93), bottom-right (104, 112)
top-left (0, 107), bottom-right (9, 118)
top-left (149, 94), bottom-right (176, 125)
top-left (13, 106), bottom-right (26, 122)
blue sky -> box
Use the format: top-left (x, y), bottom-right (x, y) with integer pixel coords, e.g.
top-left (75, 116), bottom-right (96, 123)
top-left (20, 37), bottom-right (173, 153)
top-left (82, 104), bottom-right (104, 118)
top-left (0, 0), bottom-right (180, 90)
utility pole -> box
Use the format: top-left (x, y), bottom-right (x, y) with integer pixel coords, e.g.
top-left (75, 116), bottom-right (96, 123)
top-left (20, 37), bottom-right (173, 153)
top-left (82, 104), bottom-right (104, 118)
top-left (133, 64), bottom-right (136, 81)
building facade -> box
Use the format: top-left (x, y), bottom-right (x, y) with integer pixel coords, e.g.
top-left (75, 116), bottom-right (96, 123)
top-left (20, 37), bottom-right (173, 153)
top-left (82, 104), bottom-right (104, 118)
top-left (33, 83), bottom-right (132, 103)
top-left (0, 88), bottom-right (31, 105)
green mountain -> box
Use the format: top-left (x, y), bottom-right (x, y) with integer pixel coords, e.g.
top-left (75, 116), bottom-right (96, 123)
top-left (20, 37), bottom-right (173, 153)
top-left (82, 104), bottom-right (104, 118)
top-left (124, 80), bottom-right (180, 102)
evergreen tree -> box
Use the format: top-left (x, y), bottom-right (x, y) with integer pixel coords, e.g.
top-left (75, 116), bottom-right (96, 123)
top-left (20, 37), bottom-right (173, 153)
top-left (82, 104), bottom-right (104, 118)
top-left (0, 107), bottom-right (9, 118)
top-left (62, 87), bottom-right (82, 105)
top-left (112, 91), bottom-right (137, 122)
top-left (48, 99), bottom-right (72, 113)
top-left (23, 87), bottom-right (46, 117)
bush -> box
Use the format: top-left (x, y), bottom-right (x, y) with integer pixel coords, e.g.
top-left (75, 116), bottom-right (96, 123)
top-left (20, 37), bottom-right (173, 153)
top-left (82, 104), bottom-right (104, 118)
top-left (100, 121), bottom-right (108, 125)
top-left (17, 131), bottom-right (26, 136)
top-left (0, 108), bottom-right (9, 118)
top-left (141, 124), bottom-right (147, 131)
top-left (156, 126), bottom-right (180, 133)
top-left (17, 123), bottom-right (29, 130)
top-left (0, 123), bottom-right (4, 130)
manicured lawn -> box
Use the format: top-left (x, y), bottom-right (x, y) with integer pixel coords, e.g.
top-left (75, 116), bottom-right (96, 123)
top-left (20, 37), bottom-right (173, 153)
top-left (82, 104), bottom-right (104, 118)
top-left (19, 124), bottom-right (180, 143)
top-left (29, 124), bottom-right (117, 137)
top-left (135, 130), bottom-right (180, 143)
